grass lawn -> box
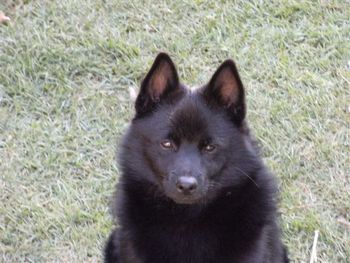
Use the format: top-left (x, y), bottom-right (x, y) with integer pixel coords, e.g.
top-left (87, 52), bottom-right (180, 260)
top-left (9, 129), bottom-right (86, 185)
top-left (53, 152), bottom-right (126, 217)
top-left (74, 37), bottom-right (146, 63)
top-left (0, 0), bottom-right (349, 262)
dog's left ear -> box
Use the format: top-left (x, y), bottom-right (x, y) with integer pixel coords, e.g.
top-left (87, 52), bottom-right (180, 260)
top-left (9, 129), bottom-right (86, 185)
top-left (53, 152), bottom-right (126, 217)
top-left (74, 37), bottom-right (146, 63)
top-left (203, 59), bottom-right (246, 126)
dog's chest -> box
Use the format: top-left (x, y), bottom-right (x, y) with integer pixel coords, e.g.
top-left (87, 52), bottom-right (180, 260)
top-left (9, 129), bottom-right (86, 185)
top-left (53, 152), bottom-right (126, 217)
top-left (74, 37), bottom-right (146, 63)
top-left (134, 220), bottom-right (240, 263)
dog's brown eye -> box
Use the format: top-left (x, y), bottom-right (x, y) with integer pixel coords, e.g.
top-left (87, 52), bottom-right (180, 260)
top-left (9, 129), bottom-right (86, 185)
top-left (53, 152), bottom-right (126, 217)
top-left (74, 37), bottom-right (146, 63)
top-left (204, 144), bottom-right (216, 152)
top-left (160, 139), bottom-right (174, 149)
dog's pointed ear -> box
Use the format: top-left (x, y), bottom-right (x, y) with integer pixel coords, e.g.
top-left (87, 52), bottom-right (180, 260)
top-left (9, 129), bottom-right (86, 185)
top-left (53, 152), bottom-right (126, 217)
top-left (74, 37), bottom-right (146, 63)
top-left (203, 59), bottom-right (246, 126)
top-left (135, 53), bottom-right (180, 116)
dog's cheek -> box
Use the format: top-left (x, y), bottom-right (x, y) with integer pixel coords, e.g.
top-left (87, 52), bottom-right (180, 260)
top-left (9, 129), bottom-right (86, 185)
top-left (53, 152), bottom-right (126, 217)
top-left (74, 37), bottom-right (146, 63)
top-left (142, 149), bottom-right (163, 179)
top-left (142, 146), bottom-right (177, 184)
top-left (204, 152), bottom-right (227, 180)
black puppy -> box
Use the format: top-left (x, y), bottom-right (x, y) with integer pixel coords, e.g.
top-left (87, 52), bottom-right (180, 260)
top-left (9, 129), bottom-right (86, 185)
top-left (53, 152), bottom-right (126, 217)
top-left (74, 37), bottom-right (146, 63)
top-left (105, 53), bottom-right (289, 263)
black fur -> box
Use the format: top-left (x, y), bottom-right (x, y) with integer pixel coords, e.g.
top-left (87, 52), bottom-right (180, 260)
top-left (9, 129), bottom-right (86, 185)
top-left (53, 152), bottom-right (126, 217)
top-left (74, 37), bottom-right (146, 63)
top-left (105, 53), bottom-right (289, 263)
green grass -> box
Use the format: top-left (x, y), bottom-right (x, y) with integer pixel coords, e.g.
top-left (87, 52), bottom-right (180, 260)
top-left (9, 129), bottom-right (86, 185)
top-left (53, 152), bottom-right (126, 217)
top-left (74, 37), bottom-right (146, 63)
top-left (0, 0), bottom-right (349, 262)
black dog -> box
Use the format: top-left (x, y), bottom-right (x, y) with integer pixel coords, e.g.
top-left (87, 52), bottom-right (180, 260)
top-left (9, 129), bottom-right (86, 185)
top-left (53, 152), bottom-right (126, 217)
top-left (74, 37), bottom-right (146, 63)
top-left (105, 53), bottom-right (289, 263)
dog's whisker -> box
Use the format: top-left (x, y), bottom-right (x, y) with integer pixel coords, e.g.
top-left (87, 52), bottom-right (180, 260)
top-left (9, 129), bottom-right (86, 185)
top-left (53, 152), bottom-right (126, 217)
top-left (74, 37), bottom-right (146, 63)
top-left (232, 166), bottom-right (260, 188)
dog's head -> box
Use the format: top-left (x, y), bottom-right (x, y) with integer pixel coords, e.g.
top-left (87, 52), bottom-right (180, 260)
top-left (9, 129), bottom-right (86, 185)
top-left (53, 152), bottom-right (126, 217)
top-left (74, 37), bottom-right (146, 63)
top-left (121, 53), bottom-right (258, 205)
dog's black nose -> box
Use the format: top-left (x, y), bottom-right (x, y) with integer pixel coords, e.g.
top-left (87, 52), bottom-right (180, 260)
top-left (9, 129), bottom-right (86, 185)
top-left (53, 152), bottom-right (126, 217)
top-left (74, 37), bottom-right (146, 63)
top-left (176, 176), bottom-right (198, 194)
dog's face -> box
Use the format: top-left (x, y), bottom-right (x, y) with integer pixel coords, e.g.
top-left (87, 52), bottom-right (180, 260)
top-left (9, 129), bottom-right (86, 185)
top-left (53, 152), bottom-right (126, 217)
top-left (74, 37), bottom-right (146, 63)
top-left (122, 53), bottom-right (254, 205)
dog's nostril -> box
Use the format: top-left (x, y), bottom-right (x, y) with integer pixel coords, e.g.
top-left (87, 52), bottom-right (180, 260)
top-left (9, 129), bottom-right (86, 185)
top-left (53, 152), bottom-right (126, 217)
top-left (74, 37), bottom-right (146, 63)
top-left (176, 176), bottom-right (198, 194)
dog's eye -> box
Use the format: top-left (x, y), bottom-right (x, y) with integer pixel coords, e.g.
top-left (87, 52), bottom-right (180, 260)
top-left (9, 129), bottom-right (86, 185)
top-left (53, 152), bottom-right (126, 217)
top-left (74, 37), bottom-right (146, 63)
top-left (203, 144), bottom-right (216, 153)
top-left (160, 139), bottom-right (174, 150)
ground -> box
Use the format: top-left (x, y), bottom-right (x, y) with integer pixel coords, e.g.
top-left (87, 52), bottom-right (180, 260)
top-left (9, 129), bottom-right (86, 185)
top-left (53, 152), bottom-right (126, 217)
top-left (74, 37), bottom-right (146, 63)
top-left (0, 0), bottom-right (349, 262)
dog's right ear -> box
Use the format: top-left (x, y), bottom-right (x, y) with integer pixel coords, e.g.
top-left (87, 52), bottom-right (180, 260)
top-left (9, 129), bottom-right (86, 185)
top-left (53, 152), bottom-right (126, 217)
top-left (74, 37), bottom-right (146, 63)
top-left (135, 53), bottom-right (180, 117)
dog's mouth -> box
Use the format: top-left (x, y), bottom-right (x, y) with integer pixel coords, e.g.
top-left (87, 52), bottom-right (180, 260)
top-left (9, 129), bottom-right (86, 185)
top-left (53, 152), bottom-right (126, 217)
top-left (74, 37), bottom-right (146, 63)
top-left (165, 190), bottom-right (209, 205)
top-left (171, 195), bottom-right (203, 205)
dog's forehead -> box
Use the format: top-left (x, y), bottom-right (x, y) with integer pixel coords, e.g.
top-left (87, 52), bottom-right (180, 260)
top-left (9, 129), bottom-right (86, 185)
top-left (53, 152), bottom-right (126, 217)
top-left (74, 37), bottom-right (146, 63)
top-left (168, 93), bottom-right (210, 140)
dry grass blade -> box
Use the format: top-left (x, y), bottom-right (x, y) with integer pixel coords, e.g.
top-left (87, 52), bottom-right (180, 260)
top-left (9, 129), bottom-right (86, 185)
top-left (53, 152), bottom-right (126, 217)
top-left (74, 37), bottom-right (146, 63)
top-left (310, 230), bottom-right (319, 263)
